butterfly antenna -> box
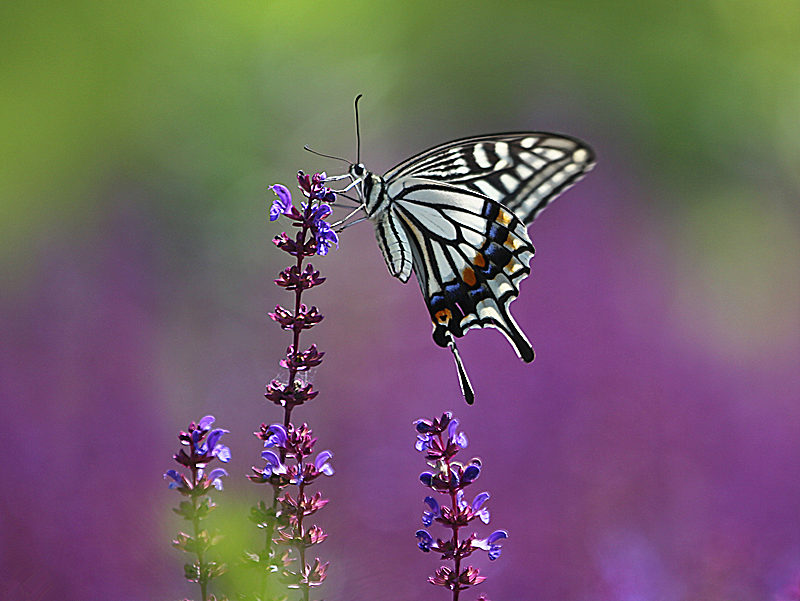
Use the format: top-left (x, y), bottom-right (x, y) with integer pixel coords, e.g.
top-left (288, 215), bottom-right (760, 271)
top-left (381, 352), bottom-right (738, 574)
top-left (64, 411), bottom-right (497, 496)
top-left (303, 145), bottom-right (350, 165)
top-left (447, 336), bottom-right (475, 405)
top-left (354, 93), bottom-right (363, 164)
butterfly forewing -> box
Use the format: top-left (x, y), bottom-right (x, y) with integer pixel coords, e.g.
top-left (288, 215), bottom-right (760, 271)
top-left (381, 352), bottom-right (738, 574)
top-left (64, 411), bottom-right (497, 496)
top-left (383, 133), bottom-right (595, 224)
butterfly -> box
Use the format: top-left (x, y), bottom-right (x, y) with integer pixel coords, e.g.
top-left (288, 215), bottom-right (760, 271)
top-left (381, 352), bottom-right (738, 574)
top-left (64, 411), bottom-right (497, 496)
top-left (324, 111), bottom-right (595, 404)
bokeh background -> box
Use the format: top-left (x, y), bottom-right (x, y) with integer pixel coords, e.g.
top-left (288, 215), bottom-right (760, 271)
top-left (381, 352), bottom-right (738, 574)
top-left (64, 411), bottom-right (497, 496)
top-left (2, 2), bottom-right (800, 600)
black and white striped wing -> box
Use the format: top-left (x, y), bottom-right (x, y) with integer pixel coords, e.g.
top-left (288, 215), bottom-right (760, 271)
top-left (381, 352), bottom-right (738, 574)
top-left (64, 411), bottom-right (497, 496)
top-left (379, 177), bottom-right (536, 363)
top-left (384, 132), bottom-right (595, 224)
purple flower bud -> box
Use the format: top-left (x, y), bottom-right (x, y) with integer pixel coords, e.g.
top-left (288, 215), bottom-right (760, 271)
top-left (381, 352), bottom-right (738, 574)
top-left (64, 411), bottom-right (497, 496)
top-left (415, 529), bottom-right (434, 552)
top-left (461, 463), bottom-right (480, 484)
top-left (420, 472), bottom-right (434, 487)
top-left (269, 184), bottom-right (293, 221)
top-left (414, 418), bottom-right (435, 434)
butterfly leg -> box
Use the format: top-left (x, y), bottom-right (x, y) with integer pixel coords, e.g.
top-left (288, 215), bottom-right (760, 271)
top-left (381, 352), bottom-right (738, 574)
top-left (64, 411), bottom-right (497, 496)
top-left (333, 216), bottom-right (368, 234)
top-left (329, 205), bottom-right (366, 229)
top-left (446, 334), bottom-right (475, 405)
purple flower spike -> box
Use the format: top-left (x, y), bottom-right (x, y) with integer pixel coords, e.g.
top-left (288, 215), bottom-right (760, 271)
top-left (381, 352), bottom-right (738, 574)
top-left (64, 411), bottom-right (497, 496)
top-left (415, 529), bottom-right (434, 552)
top-left (422, 496), bottom-right (440, 526)
top-left (168, 417), bottom-right (233, 593)
top-left (314, 450), bottom-right (335, 476)
top-left (412, 414), bottom-right (507, 592)
top-left (269, 184), bottom-right (293, 221)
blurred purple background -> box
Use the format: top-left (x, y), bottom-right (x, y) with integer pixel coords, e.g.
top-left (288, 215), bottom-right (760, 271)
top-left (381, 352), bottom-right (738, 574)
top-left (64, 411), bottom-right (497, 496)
top-left (2, 3), bottom-right (800, 600)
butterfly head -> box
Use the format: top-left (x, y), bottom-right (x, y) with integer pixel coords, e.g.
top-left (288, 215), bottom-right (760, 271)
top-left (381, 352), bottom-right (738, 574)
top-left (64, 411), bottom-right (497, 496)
top-left (349, 162), bottom-right (366, 180)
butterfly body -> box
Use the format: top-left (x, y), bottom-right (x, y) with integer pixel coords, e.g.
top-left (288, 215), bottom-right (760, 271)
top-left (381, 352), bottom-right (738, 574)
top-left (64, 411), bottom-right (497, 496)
top-left (340, 132), bottom-right (595, 403)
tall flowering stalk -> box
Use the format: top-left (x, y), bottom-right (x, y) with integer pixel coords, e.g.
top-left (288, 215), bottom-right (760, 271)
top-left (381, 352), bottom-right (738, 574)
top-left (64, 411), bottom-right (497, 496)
top-left (414, 413), bottom-right (508, 601)
top-left (244, 172), bottom-right (337, 601)
top-left (165, 415), bottom-right (232, 601)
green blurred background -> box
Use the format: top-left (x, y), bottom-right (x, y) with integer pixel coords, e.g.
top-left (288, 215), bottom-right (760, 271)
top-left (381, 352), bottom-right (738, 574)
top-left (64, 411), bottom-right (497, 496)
top-left (2, 2), bottom-right (800, 600)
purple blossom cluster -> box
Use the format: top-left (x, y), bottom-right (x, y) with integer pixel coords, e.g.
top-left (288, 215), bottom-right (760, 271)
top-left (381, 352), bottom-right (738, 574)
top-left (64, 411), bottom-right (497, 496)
top-left (266, 172), bottom-right (337, 413)
top-left (241, 173), bottom-right (338, 601)
top-left (246, 422), bottom-right (333, 589)
top-left (164, 415), bottom-right (231, 601)
top-left (270, 171), bottom-right (338, 256)
top-left (414, 413), bottom-right (507, 600)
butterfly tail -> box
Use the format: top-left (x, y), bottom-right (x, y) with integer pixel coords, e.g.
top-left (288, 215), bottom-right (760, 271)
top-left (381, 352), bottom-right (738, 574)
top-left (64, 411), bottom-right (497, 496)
top-left (447, 335), bottom-right (475, 405)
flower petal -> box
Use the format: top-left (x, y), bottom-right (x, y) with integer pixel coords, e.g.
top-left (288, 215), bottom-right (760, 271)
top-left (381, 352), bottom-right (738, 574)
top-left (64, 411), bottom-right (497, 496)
top-left (315, 450), bottom-right (335, 475)
top-left (487, 530), bottom-right (508, 544)
top-left (198, 415), bottom-right (215, 430)
top-left (471, 492), bottom-right (490, 510)
top-left (415, 529), bottom-right (434, 552)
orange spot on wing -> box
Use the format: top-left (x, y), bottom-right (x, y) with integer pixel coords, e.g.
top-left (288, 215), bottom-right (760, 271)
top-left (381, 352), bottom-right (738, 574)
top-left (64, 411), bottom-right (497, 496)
top-left (473, 253), bottom-right (486, 268)
top-left (506, 258), bottom-right (521, 273)
top-left (462, 266), bottom-right (477, 287)
top-left (505, 235), bottom-right (522, 251)
top-left (497, 209), bottom-right (512, 225)
top-left (434, 309), bottom-right (452, 324)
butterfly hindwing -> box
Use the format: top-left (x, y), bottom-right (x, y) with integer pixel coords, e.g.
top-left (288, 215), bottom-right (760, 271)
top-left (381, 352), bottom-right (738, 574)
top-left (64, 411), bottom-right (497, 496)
top-left (383, 132), bottom-right (595, 225)
top-left (382, 179), bottom-right (536, 362)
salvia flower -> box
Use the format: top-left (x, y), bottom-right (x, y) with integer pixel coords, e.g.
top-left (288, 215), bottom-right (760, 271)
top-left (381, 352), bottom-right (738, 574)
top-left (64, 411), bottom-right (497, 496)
top-left (206, 468), bottom-right (229, 491)
top-left (164, 468), bottom-right (186, 491)
top-left (469, 491), bottom-right (491, 524)
top-left (447, 418), bottom-right (468, 449)
top-left (422, 496), bottom-right (441, 526)
top-left (314, 220), bottom-right (339, 255)
top-left (199, 428), bottom-right (232, 463)
top-left (261, 423), bottom-right (288, 449)
top-left (413, 413), bottom-right (507, 598)
top-left (260, 449), bottom-right (288, 477)
top-left (314, 450), bottom-right (335, 476)
top-left (249, 171), bottom-right (337, 599)
top-left (269, 184), bottom-right (296, 221)
top-left (416, 529), bottom-right (435, 553)
top-left (472, 530), bottom-right (508, 561)
top-left (165, 416), bottom-right (230, 599)
top-left (298, 170), bottom-right (336, 203)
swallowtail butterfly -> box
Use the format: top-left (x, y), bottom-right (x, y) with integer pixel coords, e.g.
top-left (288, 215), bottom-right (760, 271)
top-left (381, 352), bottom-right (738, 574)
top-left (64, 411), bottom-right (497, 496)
top-left (325, 102), bottom-right (595, 404)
